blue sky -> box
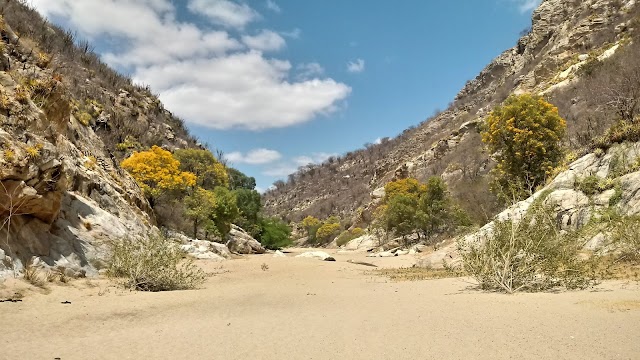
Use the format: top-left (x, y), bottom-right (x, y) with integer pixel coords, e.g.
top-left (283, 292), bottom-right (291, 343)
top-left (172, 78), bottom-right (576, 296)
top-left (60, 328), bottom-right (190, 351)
top-left (32, 0), bottom-right (541, 192)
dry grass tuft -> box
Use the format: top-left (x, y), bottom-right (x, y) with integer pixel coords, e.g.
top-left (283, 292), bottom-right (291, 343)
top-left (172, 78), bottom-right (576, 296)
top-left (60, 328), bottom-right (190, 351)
top-left (372, 266), bottom-right (457, 282)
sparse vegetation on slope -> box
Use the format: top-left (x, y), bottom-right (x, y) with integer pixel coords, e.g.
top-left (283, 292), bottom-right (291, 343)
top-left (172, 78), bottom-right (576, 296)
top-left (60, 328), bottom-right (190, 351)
top-left (264, 0), bottom-right (640, 233)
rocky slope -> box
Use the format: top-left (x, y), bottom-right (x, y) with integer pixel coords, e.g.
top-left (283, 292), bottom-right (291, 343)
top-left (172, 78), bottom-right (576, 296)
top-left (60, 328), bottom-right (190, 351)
top-left (419, 140), bottom-right (640, 268)
top-left (264, 0), bottom-right (639, 225)
top-left (0, 3), bottom-right (202, 276)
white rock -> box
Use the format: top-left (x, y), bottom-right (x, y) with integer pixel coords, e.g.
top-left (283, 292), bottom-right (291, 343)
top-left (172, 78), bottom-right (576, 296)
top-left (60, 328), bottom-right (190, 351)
top-left (226, 225), bottom-right (266, 254)
top-left (395, 250), bottom-right (409, 256)
top-left (343, 235), bottom-right (377, 251)
top-left (584, 233), bottom-right (607, 251)
top-left (273, 250), bottom-right (286, 258)
top-left (378, 251), bottom-right (396, 258)
top-left (195, 252), bottom-right (225, 261)
top-left (295, 251), bottom-right (333, 260)
top-left (371, 187), bottom-right (386, 199)
top-left (578, 54), bottom-right (589, 61)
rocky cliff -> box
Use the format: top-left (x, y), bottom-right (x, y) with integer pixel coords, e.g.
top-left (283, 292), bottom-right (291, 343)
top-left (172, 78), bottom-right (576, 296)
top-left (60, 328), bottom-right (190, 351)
top-left (264, 0), bottom-right (640, 225)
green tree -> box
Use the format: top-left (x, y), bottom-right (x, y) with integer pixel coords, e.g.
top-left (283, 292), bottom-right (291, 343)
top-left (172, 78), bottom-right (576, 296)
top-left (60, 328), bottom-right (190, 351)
top-left (233, 188), bottom-right (262, 237)
top-left (257, 217), bottom-right (292, 250)
top-left (228, 167), bottom-right (256, 190)
top-left (184, 187), bottom-right (216, 238)
top-left (384, 194), bottom-right (420, 242)
top-left (173, 149), bottom-right (229, 189)
top-left (416, 177), bottom-right (467, 240)
top-left (481, 94), bottom-right (566, 200)
top-left (209, 186), bottom-right (239, 237)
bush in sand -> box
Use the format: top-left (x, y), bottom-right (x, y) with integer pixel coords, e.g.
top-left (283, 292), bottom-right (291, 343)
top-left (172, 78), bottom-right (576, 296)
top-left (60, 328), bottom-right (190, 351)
top-left (456, 204), bottom-right (597, 293)
top-left (107, 235), bottom-right (206, 292)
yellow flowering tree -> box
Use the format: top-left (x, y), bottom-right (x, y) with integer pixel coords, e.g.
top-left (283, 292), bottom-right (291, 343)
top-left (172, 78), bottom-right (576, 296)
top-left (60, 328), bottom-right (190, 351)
top-left (481, 94), bottom-right (566, 201)
top-left (121, 145), bottom-right (196, 206)
top-left (315, 222), bottom-right (341, 244)
top-left (383, 177), bottom-right (427, 202)
top-left (301, 215), bottom-right (321, 237)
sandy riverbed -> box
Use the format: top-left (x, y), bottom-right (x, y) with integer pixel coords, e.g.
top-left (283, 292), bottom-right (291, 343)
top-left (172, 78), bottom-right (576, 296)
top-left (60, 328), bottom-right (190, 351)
top-left (1, 249), bottom-right (639, 360)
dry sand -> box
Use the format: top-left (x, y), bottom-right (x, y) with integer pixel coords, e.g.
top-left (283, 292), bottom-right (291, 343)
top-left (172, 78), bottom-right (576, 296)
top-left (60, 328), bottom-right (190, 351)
top-left (1, 248), bottom-right (639, 360)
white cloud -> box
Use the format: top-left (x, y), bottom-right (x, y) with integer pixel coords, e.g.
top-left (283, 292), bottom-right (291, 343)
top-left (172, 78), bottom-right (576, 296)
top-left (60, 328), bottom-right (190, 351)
top-left (135, 52), bottom-right (351, 130)
top-left (187, 0), bottom-right (259, 28)
top-left (31, 0), bottom-right (351, 131)
top-left (293, 152), bottom-right (336, 166)
top-left (266, 0), bottom-right (281, 13)
top-left (296, 62), bottom-right (325, 80)
top-left (347, 58), bottom-right (365, 73)
top-left (264, 152), bottom-right (337, 178)
top-left (281, 28), bottom-right (302, 39)
top-left (241, 30), bottom-right (286, 52)
top-left (263, 164), bottom-right (298, 177)
top-left (226, 148), bottom-right (282, 165)
top-left (512, 0), bottom-right (541, 13)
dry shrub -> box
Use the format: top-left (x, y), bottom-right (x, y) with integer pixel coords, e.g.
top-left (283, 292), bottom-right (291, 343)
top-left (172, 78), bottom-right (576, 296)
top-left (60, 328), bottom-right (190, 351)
top-left (456, 204), bottom-right (597, 293)
top-left (607, 214), bottom-right (640, 264)
top-left (107, 235), bottom-right (205, 292)
top-left (22, 263), bottom-right (45, 288)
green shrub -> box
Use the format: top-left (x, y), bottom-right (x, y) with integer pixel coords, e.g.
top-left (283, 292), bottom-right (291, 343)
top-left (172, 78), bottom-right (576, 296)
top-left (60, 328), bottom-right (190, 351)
top-left (257, 217), bottom-right (292, 250)
top-left (335, 231), bottom-right (352, 247)
top-left (594, 120), bottom-right (640, 150)
top-left (336, 227), bottom-right (366, 247)
top-left (457, 204), bottom-right (596, 293)
top-left (576, 175), bottom-right (616, 195)
top-left (107, 235), bottom-right (205, 292)
top-left (76, 111), bottom-right (92, 126)
top-left (609, 183), bottom-right (623, 206)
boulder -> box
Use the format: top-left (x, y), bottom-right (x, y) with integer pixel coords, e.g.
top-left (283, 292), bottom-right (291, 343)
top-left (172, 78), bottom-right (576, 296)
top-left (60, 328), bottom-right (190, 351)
top-left (273, 250), bottom-right (286, 258)
top-left (226, 225), bottom-right (265, 254)
top-left (169, 231), bottom-right (233, 259)
top-left (584, 233), bottom-right (607, 251)
top-left (371, 187), bottom-right (386, 199)
top-left (343, 235), bottom-right (377, 251)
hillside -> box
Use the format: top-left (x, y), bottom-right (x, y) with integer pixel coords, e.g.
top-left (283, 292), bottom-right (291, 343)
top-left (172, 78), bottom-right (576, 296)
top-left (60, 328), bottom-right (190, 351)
top-left (0, 1), bottom-right (243, 275)
top-left (263, 0), bottom-right (640, 227)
